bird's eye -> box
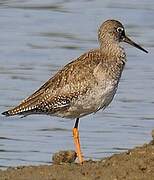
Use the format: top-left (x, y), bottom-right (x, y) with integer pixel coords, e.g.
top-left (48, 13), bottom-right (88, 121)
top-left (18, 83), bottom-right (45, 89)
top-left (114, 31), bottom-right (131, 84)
top-left (117, 27), bottom-right (124, 33)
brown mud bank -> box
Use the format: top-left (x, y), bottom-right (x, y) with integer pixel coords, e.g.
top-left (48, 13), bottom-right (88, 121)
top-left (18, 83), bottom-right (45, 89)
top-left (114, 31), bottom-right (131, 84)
top-left (1, 135), bottom-right (154, 180)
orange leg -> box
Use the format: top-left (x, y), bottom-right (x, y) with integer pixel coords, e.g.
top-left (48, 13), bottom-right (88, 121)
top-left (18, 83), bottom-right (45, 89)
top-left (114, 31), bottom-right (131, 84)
top-left (72, 118), bottom-right (84, 164)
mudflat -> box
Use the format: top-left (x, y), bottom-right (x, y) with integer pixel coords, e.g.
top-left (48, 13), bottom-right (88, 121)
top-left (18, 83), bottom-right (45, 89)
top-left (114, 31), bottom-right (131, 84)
top-left (0, 137), bottom-right (154, 180)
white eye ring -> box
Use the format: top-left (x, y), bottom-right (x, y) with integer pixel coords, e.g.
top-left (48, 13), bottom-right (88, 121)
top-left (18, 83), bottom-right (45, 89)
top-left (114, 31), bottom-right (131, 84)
top-left (117, 27), bottom-right (124, 33)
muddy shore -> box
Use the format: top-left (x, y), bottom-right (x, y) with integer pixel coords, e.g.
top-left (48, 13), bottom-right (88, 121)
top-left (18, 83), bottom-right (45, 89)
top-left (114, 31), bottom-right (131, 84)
top-left (0, 138), bottom-right (154, 180)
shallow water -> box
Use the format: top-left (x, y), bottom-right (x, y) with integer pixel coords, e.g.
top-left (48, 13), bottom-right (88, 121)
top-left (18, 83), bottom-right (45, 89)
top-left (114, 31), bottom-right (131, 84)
top-left (0, 0), bottom-right (154, 168)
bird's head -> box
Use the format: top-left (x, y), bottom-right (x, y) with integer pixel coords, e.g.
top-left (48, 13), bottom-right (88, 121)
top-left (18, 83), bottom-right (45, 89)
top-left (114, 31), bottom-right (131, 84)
top-left (98, 19), bottom-right (148, 53)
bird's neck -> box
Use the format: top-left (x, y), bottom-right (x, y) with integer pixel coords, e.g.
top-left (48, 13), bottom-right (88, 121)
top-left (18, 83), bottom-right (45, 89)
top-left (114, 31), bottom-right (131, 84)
top-left (100, 41), bottom-right (126, 63)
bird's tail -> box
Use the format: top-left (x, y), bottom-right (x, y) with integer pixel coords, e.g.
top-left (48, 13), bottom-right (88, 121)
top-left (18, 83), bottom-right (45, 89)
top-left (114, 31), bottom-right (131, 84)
top-left (2, 106), bottom-right (25, 116)
top-left (2, 110), bottom-right (13, 116)
top-left (2, 99), bottom-right (39, 117)
top-left (2, 106), bottom-right (30, 116)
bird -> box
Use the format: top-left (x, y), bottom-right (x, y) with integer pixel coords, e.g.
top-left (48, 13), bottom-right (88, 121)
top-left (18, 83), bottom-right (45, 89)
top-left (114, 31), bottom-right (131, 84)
top-left (2, 19), bottom-right (148, 164)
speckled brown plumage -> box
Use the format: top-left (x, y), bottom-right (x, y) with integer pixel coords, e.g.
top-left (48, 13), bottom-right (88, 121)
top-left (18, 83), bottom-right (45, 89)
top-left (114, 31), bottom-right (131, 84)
top-left (2, 20), bottom-right (147, 119)
top-left (2, 49), bottom-right (124, 117)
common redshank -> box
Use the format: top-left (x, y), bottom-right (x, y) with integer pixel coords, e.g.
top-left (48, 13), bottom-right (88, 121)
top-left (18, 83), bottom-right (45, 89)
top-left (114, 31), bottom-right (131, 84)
top-left (2, 19), bottom-right (148, 164)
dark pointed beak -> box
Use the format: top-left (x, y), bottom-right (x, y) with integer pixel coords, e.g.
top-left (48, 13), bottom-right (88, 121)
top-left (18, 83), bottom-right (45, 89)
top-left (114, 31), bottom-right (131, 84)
top-left (123, 36), bottom-right (148, 53)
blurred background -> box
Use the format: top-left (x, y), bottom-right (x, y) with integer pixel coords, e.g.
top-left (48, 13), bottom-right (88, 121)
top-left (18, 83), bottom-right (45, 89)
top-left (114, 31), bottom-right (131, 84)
top-left (0, 0), bottom-right (154, 168)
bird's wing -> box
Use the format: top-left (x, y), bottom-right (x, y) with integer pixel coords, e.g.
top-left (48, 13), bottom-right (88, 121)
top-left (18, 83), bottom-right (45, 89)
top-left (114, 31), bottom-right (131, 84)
top-left (2, 49), bottom-right (105, 116)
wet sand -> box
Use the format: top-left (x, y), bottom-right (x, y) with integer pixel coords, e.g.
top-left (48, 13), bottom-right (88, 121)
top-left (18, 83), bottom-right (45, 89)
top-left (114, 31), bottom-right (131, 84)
top-left (0, 134), bottom-right (154, 180)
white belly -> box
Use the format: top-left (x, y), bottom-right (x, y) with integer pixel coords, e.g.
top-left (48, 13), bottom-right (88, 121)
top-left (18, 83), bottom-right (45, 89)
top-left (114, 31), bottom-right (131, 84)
top-left (60, 81), bottom-right (118, 119)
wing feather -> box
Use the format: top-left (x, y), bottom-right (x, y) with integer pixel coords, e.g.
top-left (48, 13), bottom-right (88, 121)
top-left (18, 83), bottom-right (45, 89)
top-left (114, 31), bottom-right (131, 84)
top-left (2, 49), bottom-right (104, 116)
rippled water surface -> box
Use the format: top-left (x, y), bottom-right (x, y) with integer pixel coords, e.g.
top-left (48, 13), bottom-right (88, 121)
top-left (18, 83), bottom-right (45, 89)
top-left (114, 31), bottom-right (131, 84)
top-left (0, 0), bottom-right (154, 168)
